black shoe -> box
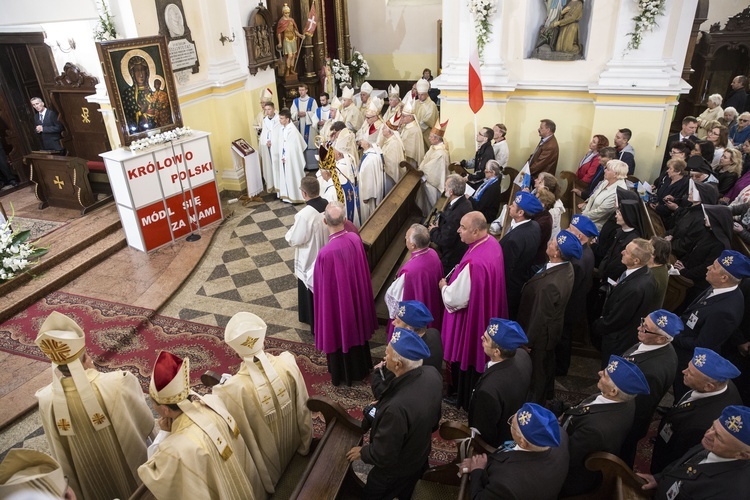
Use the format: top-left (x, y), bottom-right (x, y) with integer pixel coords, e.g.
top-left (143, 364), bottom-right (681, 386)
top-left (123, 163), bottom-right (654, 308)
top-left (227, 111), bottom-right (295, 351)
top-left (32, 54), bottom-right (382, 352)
top-left (442, 395), bottom-right (458, 406)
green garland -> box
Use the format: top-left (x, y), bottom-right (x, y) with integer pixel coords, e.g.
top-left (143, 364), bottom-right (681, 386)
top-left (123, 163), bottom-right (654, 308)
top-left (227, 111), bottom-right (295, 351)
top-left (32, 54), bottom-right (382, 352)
top-left (627, 0), bottom-right (666, 51)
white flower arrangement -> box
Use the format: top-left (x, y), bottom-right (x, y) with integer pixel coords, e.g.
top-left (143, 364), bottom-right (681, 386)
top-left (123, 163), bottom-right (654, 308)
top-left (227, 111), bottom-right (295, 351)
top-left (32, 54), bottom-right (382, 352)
top-left (627, 0), bottom-right (666, 51)
top-left (0, 208), bottom-right (48, 283)
top-left (468, 0), bottom-right (497, 61)
top-left (129, 126), bottom-right (193, 152)
top-left (349, 50), bottom-right (370, 78)
top-left (331, 58), bottom-right (351, 89)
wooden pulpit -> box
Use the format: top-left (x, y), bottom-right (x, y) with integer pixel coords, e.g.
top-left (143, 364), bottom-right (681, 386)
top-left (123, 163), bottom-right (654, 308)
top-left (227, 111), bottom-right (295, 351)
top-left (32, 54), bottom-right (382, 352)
top-left (23, 153), bottom-right (97, 214)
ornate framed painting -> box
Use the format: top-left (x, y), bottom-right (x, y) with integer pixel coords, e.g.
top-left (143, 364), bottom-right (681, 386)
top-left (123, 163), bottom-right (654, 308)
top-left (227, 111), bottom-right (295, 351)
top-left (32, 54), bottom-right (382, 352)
top-left (96, 36), bottom-right (183, 147)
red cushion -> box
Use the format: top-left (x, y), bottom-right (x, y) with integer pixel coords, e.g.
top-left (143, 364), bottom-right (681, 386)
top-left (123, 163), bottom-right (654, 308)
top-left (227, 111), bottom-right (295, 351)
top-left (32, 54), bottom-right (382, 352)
top-left (87, 161), bottom-right (106, 173)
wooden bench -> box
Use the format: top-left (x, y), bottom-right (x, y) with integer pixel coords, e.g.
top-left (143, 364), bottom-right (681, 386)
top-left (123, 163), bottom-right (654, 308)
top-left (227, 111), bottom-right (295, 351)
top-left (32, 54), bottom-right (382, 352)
top-left (359, 167), bottom-right (423, 308)
top-left (560, 171), bottom-right (588, 210)
top-left (562, 452), bottom-right (650, 500)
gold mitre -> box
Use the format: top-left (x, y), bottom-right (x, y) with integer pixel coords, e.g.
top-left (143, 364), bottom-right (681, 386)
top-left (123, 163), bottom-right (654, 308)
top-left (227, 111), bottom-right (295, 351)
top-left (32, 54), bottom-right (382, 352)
top-left (225, 312), bottom-right (267, 358)
top-left (261, 87), bottom-right (273, 104)
top-left (401, 95), bottom-right (415, 116)
top-left (416, 78), bottom-right (430, 93)
top-left (431, 119), bottom-right (449, 137)
top-left (341, 86), bottom-right (354, 100)
top-left (365, 97), bottom-right (382, 118)
top-left (360, 81), bottom-right (373, 94)
top-left (35, 311), bottom-right (85, 365)
top-left (388, 84), bottom-right (400, 98)
top-left (329, 96), bottom-right (342, 110)
top-left (149, 350), bottom-right (190, 405)
top-left (0, 449), bottom-right (66, 498)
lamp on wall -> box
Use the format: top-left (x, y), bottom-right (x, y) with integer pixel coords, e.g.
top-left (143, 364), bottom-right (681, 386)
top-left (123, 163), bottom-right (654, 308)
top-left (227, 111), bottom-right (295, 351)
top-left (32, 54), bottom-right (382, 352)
top-left (56, 38), bottom-right (76, 53)
top-left (219, 31), bottom-right (236, 46)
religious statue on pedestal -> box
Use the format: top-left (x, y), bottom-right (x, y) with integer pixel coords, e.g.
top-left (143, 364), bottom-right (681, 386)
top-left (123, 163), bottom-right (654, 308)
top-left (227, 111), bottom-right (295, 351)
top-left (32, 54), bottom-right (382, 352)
top-left (276, 3), bottom-right (305, 78)
top-left (531, 0), bottom-right (584, 61)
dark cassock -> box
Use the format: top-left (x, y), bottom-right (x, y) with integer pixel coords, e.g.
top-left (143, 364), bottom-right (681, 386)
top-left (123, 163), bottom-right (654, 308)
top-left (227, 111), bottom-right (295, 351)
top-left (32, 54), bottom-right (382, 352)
top-left (313, 228), bottom-right (378, 386)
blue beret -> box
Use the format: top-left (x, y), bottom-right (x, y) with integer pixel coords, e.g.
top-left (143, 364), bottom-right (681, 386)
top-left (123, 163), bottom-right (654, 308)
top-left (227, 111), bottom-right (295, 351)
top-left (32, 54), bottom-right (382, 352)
top-left (691, 347), bottom-right (740, 382)
top-left (717, 250), bottom-right (750, 279)
top-left (555, 230), bottom-right (583, 260)
top-left (515, 403), bottom-right (561, 447)
top-left (719, 405), bottom-right (750, 447)
top-left (486, 318), bottom-right (528, 350)
top-left (390, 328), bottom-right (431, 361)
top-left (606, 355), bottom-right (650, 395)
top-left (570, 214), bottom-right (599, 237)
top-left (513, 191), bottom-right (543, 215)
top-left (396, 300), bottom-right (433, 329)
top-left (647, 309), bottom-right (683, 338)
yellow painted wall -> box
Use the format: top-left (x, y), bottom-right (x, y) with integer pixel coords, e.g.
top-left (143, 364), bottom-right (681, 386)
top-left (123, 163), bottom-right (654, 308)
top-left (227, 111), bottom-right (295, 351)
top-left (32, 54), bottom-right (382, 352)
top-left (439, 89), bottom-right (677, 184)
top-left (365, 54), bottom-right (439, 81)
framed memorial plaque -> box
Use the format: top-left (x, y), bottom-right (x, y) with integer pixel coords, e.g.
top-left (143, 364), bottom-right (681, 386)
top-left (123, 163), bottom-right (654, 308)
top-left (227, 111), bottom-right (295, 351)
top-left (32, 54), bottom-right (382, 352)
top-left (96, 36), bottom-right (183, 147)
top-left (156, 0), bottom-right (200, 75)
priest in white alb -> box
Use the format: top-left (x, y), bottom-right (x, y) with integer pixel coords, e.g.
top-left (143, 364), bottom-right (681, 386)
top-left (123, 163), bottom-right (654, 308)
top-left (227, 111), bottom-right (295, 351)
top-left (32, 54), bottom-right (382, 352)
top-left (290, 83), bottom-right (318, 149)
top-left (355, 81), bottom-right (374, 115)
top-left (260, 101), bottom-right (280, 193)
top-left (312, 91), bottom-right (332, 145)
top-left (382, 84), bottom-right (402, 124)
top-left (379, 118), bottom-right (406, 193)
top-left (212, 312), bottom-right (313, 493)
top-left (319, 96), bottom-right (341, 142)
top-left (413, 78), bottom-right (438, 148)
top-left (273, 108), bottom-right (306, 203)
top-left (252, 88), bottom-right (273, 151)
top-left (139, 351), bottom-right (264, 499)
top-left (357, 136), bottom-right (386, 222)
top-left (416, 120), bottom-right (450, 215)
top-left (399, 96), bottom-right (426, 168)
top-left (357, 97), bottom-right (384, 145)
top-left (339, 86), bottom-right (364, 133)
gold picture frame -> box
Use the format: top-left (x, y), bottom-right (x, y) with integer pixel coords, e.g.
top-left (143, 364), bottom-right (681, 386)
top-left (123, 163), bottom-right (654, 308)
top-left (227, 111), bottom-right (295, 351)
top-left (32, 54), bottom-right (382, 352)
top-left (96, 35), bottom-right (183, 147)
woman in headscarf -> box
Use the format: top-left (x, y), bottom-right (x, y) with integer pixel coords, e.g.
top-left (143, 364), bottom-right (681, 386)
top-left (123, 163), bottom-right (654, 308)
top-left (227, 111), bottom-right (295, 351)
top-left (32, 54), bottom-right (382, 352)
top-left (665, 179), bottom-right (719, 259)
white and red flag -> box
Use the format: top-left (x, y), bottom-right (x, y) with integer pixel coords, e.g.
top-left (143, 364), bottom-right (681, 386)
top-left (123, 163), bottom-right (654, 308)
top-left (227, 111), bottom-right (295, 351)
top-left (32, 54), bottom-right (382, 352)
top-left (468, 32), bottom-right (484, 114)
top-left (304, 1), bottom-right (318, 35)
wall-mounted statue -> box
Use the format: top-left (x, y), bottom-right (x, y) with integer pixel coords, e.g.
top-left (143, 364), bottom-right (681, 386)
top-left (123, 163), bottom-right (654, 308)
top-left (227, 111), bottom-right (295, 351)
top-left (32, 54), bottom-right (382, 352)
top-left (532, 0), bottom-right (584, 61)
top-left (276, 3), bottom-right (305, 78)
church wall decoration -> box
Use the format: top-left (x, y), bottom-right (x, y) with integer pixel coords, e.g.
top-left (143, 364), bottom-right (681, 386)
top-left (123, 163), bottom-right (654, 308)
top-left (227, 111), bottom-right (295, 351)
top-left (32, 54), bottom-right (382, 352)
top-left (96, 36), bottom-right (183, 147)
top-left (155, 0), bottom-right (200, 77)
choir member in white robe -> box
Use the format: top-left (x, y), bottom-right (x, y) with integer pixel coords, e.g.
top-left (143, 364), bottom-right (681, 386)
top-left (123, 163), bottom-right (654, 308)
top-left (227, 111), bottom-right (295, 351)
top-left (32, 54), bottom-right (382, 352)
top-left (416, 120), bottom-right (451, 216)
top-left (357, 137), bottom-right (386, 223)
top-left (400, 97), bottom-right (426, 168)
top-left (357, 97), bottom-right (384, 145)
top-left (34, 312), bottom-right (154, 500)
top-left (213, 313), bottom-right (312, 493)
top-left (355, 81), bottom-right (373, 116)
top-left (339, 86), bottom-right (364, 133)
top-left (273, 108), bottom-right (306, 203)
top-left (140, 351), bottom-right (264, 500)
top-left (260, 102), bottom-right (280, 193)
top-left (290, 83), bottom-right (318, 149)
top-left (382, 84), bottom-right (402, 124)
top-left (312, 92), bottom-right (332, 145)
top-left (252, 89), bottom-right (273, 151)
top-left (319, 96), bottom-right (341, 142)
top-left (413, 78), bottom-right (438, 149)
top-left (379, 120), bottom-right (406, 194)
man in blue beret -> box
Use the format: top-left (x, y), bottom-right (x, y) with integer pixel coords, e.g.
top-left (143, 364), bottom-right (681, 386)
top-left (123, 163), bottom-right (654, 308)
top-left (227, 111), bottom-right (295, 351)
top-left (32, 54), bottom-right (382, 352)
top-left (561, 355), bottom-right (649, 496)
top-left (672, 249), bottom-right (750, 400)
top-left (639, 405), bottom-right (750, 498)
top-left (347, 328), bottom-right (442, 499)
top-left (371, 300), bottom-right (443, 399)
top-left (468, 318), bottom-right (532, 447)
top-left (500, 191), bottom-right (543, 319)
top-left (558, 214), bottom-right (599, 376)
top-left (592, 238), bottom-right (656, 368)
top-left (651, 347), bottom-right (743, 473)
top-left (517, 230), bottom-right (579, 403)
top-left (461, 403), bottom-right (569, 500)
top-left (619, 310), bottom-right (683, 467)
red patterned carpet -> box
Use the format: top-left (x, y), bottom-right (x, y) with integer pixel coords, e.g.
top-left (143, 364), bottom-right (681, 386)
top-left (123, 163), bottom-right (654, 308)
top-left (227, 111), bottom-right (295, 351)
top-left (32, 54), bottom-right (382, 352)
top-left (0, 291), bottom-right (460, 464)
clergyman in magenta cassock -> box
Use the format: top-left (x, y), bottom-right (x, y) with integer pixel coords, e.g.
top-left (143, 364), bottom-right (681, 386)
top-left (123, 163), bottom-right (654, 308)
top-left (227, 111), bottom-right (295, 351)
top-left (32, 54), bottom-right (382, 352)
top-left (313, 206), bottom-right (378, 386)
top-left (441, 212), bottom-right (508, 410)
top-left (385, 245), bottom-right (444, 339)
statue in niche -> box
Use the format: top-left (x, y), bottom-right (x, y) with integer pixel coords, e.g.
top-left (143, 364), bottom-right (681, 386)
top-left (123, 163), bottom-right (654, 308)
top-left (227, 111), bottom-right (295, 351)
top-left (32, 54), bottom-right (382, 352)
top-left (276, 3), bottom-right (305, 77)
top-left (532, 0), bottom-right (583, 61)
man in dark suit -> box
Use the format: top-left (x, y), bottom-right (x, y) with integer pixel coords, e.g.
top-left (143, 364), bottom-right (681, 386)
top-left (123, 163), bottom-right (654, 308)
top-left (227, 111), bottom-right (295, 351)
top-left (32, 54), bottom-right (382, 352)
top-left (500, 191), bottom-right (542, 319)
top-left (527, 119), bottom-right (559, 176)
top-left (639, 405), bottom-right (750, 498)
top-left (659, 116), bottom-right (698, 175)
top-left (462, 403), bottom-right (569, 500)
top-left (30, 97), bottom-right (64, 152)
top-left (558, 214), bottom-right (598, 376)
top-left (650, 347), bottom-right (743, 473)
top-left (560, 355), bottom-right (650, 497)
top-left (468, 318), bottom-right (532, 447)
top-left (614, 128), bottom-right (636, 175)
top-left (428, 174), bottom-right (472, 274)
top-left (619, 310), bottom-right (682, 467)
top-left (672, 250), bottom-right (750, 399)
top-left (592, 238), bottom-right (656, 368)
top-left (517, 230), bottom-right (579, 404)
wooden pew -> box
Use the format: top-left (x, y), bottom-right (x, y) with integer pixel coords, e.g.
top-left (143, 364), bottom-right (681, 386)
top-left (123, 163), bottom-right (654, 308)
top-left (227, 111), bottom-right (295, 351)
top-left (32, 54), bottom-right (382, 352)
top-left (359, 168), bottom-right (423, 302)
top-left (560, 171), bottom-right (588, 210)
top-left (733, 233), bottom-right (750, 256)
top-left (289, 396), bottom-right (365, 499)
top-left (561, 452), bottom-right (650, 500)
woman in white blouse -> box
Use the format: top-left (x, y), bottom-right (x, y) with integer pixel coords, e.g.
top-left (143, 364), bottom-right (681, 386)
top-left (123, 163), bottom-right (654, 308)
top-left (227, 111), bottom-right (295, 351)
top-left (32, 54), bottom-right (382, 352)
top-left (579, 159), bottom-right (629, 230)
top-left (492, 123), bottom-right (509, 168)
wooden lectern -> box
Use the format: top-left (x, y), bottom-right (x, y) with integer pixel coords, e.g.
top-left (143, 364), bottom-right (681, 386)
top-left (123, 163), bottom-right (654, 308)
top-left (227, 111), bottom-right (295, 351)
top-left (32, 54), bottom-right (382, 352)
top-left (23, 153), bottom-right (106, 214)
